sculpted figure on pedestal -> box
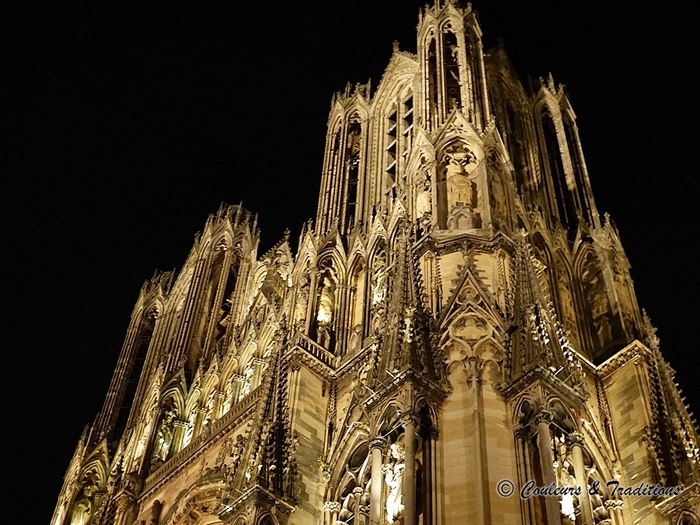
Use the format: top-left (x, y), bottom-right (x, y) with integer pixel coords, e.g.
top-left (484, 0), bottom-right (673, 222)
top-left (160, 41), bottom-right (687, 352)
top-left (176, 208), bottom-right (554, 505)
top-left (383, 442), bottom-right (406, 523)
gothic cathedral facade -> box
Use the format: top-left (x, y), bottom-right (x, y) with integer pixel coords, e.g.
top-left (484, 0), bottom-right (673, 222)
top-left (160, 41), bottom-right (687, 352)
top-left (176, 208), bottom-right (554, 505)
top-left (53, 2), bottom-right (700, 525)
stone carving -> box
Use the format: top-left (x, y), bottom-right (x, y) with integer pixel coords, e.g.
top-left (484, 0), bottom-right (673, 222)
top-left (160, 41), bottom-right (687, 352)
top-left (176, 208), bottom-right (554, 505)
top-left (383, 442), bottom-right (405, 523)
top-left (371, 252), bottom-right (388, 307)
top-left (151, 408), bottom-right (176, 468)
top-left (438, 142), bottom-right (480, 229)
top-left (294, 274), bottom-right (310, 328)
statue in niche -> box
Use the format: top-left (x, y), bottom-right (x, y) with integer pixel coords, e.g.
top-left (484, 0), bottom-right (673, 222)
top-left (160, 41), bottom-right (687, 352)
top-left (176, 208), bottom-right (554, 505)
top-left (371, 253), bottom-right (387, 307)
top-left (383, 442), bottom-right (406, 523)
top-left (182, 406), bottom-right (196, 447)
top-left (293, 275), bottom-right (309, 328)
top-left (69, 499), bottom-right (92, 525)
top-left (151, 408), bottom-right (176, 466)
top-left (371, 307), bottom-right (386, 335)
top-left (445, 150), bottom-right (475, 207)
top-left (439, 143), bottom-right (479, 229)
top-left (317, 276), bottom-right (335, 325)
top-left (316, 275), bottom-right (335, 348)
top-left (415, 165), bottom-right (432, 219)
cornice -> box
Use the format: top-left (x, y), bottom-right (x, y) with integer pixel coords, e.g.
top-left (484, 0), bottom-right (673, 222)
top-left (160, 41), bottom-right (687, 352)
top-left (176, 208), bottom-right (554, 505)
top-left (140, 386), bottom-right (262, 501)
top-left (655, 482), bottom-right (700, 517)
top-left (499, 364), bottom-right (586, 406)
top-left (597, 340), bottom-right (651, 379)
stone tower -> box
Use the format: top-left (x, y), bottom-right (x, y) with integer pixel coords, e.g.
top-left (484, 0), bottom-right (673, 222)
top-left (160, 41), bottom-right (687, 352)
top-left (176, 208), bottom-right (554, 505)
top-left (53, 2), bottom-right (700, 525)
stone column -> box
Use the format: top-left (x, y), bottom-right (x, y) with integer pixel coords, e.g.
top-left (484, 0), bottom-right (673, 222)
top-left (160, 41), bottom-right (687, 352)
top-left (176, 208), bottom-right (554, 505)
top-left (233, 374), bottom-right (246, 402)
top-left (605, 499), bottom-right (623, 525)
top-left (328, 501), bottom-right (341, 525)
top-left (514, 426), bottom-right (536, 525)
top-left (402, 413), bottom-right (418, 525)
top-left (323, 502), bottom-right (334, 525)
top-left (369, 437), bottom-right (386, 525)
top-left (568, 432), bottom-right (593, 525)
top-left (252, 357), bottom-right (265, 389)
top-left (172, 420), bottom-right (189, 454)
top-left (192, 405), bottom-right (205, 436)
top-left (534, 410), bottom-right (561, 525)
top-left (353, 486), bottom-right (366, 525)
top-left (114, 494), bottom-right (135, 525)
top-left (424, 428), bottom-right (439, 525)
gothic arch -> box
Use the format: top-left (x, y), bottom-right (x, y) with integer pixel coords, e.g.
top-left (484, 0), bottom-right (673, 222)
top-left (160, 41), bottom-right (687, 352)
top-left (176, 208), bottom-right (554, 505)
top-left (326, 421), bottom-right (371, 496)
top-left (160, 482), bottom-right (225, 525)
top-left (677, 511), bottom-right (700, 525)
top-left (346, 255), bottom-right (367, 353)
top-left (160, 376), bottom-right (187, 417)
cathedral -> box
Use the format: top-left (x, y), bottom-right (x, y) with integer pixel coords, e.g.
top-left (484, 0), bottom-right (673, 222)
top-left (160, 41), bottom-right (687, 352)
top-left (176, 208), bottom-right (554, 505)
top-left (52, 2), bottom-right (700, 525)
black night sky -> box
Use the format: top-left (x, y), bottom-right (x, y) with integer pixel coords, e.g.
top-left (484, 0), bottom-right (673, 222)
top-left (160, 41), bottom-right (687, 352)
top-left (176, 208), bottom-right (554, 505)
top-left (6, 1), bottom-right (698, 521)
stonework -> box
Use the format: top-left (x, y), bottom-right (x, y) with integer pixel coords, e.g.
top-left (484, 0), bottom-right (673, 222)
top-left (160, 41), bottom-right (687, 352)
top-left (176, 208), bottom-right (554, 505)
top-left (53, 2), bottom-right (700, 525)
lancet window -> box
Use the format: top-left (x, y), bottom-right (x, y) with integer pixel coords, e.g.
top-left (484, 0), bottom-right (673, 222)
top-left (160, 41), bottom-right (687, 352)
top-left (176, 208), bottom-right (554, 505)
top-left (443, 27), bottom-right (461, 111)
top-left (347, 259), bottom-right (367, 355)
top-left (580, 251), bottom-right (614, 355)
top-left (540, 109), bottom-right (576, 231)
top-left (386, 105), bottom-right (398, 184)
top-left (314, 259), bottom-right (339, 351)
top-left (562, 112), bottom-right (592, 222)
top-left (345, 118), bottom-right (362, 232)
top-left (463, 29), bottom-right (484, 127)
top-left (504, 99), bottom-right (529, 194)
top-left (369, 247), bottom-right (388, 334)
top-left (427, 38), bottom-right (439, 130)
top-left (114, 308), bottom-right (157, 436)
top-left (189, 247), bottom-right (239, 371)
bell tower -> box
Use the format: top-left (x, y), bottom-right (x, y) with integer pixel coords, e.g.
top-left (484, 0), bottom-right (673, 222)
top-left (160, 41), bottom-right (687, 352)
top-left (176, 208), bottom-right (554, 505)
top-left (417, 0), bottom-right (490, 132)
top-left (53, 3), bottom-right (700, 525)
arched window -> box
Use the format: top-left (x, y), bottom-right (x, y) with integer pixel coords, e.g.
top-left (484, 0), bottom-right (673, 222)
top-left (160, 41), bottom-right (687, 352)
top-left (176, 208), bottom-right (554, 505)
top-left (541, 108), bottom-right (576, 231)
top-left (314, 259), bottom-right (339, 351)
top-left (114, 308), bottom-right (157, 436)
top-left (347, 259), bottom-right (367, 355)
top-left (427, 38), bottom-right (439, 129)
top-left (442, 28), bottom-right (461, 111)
top-left (562, 113), bottom-right (592, 222)
top-left (344, 117), bottom-right (362, 232)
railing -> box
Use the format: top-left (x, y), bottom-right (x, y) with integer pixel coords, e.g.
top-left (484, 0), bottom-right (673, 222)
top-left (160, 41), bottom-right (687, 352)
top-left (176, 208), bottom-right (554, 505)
top-left (290, 331), bottom-right (337, 368)
top-left (143, 385), bottom-right (263, 493)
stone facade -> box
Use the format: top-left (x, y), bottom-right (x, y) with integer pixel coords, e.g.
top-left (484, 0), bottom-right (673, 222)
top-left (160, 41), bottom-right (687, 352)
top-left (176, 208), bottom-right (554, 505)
top-left (52, 2), bottom-right (700, 525)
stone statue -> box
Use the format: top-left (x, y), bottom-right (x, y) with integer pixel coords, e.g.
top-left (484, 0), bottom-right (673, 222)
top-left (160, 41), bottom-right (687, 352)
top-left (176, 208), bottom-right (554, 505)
top-left (317, 276), bottom-right (334, 326)
top-left (371, 253), bottom-right (387, 307)
top-left (383, 442), bottom-right (406, 523)
top-left (445, 155), bottom-right (474, 207)
top-left (439, 144), bottom-right (479, 229)
top-left (294, 276), bottom-right (309, 327)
